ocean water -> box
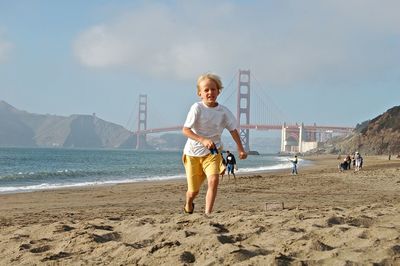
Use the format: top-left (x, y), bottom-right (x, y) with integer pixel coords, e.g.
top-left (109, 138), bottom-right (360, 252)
top-left (0, 147), bottom-right (299, 194)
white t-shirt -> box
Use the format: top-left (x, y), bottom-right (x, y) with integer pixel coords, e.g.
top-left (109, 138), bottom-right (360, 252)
top-left (183, 102), bottom-right (238, 157)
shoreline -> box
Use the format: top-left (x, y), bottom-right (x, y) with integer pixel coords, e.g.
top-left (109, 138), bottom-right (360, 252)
top-left (1, 155), bottom-right (400, 264)
top-left (0, 153), bottom-right (300, 195)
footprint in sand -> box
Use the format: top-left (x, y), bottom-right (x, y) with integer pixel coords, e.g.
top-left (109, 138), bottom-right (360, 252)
top-left (210, 222), bottom-right (229, 233)
top-left (92, 232), bottom-right (121, 243)
top-left (41, 251), bottom-right (71, 262)
top-left (237, 248), bottom-right (269, 261)
top-left (86, 224), bottom-right (114, 231)
top-left (180, 251), bottom-right (195, 263)
top-left (217, 233), bottom-right (248, 244)
top-left (149, 240), bottom-right (181, 254)
top-left (124, 239), bottom-right (153, 249)
top-left (54, 224), bottom-right (75, 233)
top-left (29, 245), bottom-right (51, 253)
top-left (309, 239), bottom-right (335, 251)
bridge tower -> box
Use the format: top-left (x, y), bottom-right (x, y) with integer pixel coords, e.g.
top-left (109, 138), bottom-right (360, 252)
top-left (237, 69), bottom-right (251, 152)
top-left (136, 94), bottom-right (147, 150)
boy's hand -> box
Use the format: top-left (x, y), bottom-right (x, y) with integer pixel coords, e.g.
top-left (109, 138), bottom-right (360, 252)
top-left (239, 151), bottom-right (247, 160)
top-left (201, 138), bottom-right (215, 150)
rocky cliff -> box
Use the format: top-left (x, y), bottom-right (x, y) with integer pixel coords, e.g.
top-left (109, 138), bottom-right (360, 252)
top-left (331, 106), bottom-right (400, 155)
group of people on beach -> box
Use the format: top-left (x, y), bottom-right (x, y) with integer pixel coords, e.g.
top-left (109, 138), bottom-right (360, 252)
top-left (338, 151), bottom-right (363, 172)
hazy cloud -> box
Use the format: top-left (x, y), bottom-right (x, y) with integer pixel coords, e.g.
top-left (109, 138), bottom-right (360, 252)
top-left (0, 28), bottom-right (13, 63)
top-left (73, 1), bottom-right (400, 86)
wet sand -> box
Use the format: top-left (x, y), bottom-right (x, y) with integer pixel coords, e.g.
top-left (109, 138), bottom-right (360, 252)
top-left (1, 155), bottom-right (400, 265)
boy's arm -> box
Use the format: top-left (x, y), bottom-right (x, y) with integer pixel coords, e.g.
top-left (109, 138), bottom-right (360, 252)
top-left (182, 127), bottom-right (216, 150)
top-left (229, 129), bottom-right (248, 160)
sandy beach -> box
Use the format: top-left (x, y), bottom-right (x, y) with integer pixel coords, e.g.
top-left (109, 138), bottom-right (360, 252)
top-left (1, 155), bottom-right (400, 265)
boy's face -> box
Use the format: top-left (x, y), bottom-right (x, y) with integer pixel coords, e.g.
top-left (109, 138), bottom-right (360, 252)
top-left (198, 78), bottom-right (220, 107)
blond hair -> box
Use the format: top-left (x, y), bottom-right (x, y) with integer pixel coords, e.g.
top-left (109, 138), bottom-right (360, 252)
top-left (196, 73), bottom-right (223, 94)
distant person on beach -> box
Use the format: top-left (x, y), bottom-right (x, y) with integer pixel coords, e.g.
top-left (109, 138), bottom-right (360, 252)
top-left (339, 155), bottom-right (352, 171)
top-left (289, 155), bottom-right (298, 175)
top-left (220, 154), bottom-right (227, 181)
top-left (225, 150), bottom-right (237, 180)
top-left (345, 154), bottom-right (352, 170)
top-left (354, 151), bottom-right (363, 171)
top-left (339, 158), bottom-right (349, 172)
top-left (182, 73), bottom-right (248, 215)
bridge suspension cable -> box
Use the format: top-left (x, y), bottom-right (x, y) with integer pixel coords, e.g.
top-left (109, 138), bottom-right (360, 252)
top-left (125, 97), bottom-right (139, 131)
top-left (250, 73), bottom-right (291, 125)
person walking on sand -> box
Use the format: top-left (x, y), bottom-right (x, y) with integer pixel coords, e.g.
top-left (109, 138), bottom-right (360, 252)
top-left (225, 150), bottom-right (237, 180)
top-left (354, 151), bottom-right (363, 171)
top-left (220, 154), bottom-right (227, 181)
top-left (289, 155), bottom-right (298, 175)
top-left (182, 73), bottom-right (247, 215)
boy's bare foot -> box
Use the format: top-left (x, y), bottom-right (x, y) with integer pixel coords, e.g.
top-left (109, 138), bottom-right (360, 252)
top-left (184, 203), bottom-right (195, 214)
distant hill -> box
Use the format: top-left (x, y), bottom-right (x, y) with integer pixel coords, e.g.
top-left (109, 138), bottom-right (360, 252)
top-left (326, 106), bottom-right (400, 155)
top-left (0, 100), bottom-right (142, 149)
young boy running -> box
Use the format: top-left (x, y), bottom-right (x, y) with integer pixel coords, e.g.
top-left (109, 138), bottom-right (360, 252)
top-left (182, 73), bottom-right (247, 215)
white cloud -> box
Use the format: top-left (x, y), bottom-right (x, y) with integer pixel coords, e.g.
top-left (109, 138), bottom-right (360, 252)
top-left (0, 28), bottom-right (13, 63)
top-left (73, 1), bottom-right (400, 87)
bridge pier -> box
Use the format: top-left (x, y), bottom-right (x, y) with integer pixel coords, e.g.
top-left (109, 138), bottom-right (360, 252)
top-left (237, 69), bottom-right (251, 152)
top-left (281, 123), bottom-right (335, 153)
top-left (136, 94), bottom-right (148, 150)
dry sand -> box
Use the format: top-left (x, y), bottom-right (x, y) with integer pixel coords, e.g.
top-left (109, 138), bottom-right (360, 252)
top-left (1, 155), bottom-right (400, 265)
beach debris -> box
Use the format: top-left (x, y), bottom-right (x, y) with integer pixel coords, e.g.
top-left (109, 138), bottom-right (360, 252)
top-left (265, 202), bottom-right (284, 211)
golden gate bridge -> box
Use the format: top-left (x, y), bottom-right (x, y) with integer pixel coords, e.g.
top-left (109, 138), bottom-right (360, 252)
top-left (132, 70), bottom-right (354, 153)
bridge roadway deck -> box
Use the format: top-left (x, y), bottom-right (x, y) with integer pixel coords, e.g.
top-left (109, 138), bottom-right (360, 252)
top-left (134, 124), bottom-right (354, 135)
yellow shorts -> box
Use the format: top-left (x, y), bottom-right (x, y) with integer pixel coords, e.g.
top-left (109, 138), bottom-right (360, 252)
top-left (182, 153), bottom-right (225, 192)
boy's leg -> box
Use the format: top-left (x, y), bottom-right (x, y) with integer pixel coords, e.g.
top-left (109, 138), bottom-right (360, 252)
top-left (182, 154), bottom-right (205, 213)
top-left (205, 174), bottom-right (219, 214)
top-left (185, 191), bottom-right (198, 212)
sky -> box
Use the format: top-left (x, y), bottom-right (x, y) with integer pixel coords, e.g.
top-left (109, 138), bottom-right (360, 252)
top-left (1, 0), bottom-right (399, 133)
